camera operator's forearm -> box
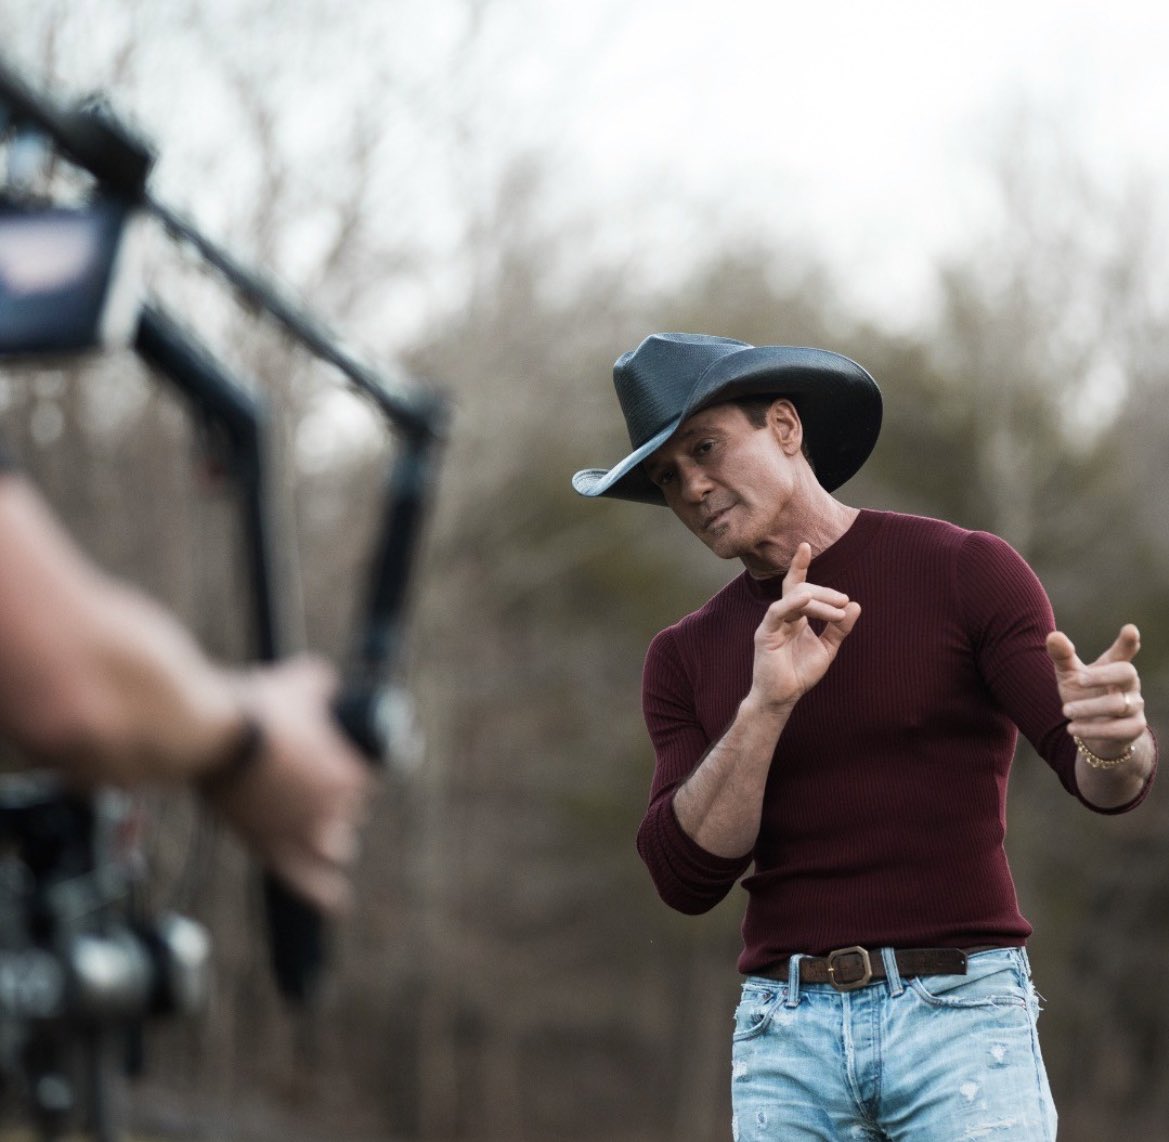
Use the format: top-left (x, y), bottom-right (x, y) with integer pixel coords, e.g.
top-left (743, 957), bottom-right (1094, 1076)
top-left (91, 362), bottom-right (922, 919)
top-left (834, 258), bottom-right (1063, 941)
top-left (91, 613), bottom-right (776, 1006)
top-left (70, 583), bottom-right (254, 784)
top-left (0, 476), bottom-right (247, 785)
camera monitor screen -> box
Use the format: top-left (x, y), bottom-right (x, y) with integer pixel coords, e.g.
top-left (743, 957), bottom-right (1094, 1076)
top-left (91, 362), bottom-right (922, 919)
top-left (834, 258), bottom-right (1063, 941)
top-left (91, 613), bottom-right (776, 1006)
top-left (0, 199), bottom-right (140, 357)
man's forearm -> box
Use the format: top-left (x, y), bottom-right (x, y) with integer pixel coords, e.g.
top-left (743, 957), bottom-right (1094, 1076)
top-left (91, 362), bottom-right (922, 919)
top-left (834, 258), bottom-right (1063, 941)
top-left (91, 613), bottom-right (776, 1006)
top-left (0, 476), bottom-right (247, 786)
top-left (66, 581), bottom-right (253, 785)
top-left (672, 694), bottom-right (792, 857)
top-left (670, 549), bottom-right (861, 857)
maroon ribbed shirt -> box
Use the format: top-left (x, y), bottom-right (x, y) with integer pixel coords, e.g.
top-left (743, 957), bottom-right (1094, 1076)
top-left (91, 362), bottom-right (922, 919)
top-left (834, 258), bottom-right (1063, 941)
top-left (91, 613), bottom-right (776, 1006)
top-left (637, 509), bottom-right (1154, 975)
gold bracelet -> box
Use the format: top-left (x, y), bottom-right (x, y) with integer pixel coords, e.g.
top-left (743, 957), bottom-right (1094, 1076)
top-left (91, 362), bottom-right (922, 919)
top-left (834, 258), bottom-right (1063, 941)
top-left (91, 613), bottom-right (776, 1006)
top-left (1074, 735), bottom-right (1134, 770)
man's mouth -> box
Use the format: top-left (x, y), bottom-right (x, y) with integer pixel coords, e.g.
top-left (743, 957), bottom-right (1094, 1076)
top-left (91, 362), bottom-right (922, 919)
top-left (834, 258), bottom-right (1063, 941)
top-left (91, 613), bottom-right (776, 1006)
top-left (701, 505), bottom-right (733, 531)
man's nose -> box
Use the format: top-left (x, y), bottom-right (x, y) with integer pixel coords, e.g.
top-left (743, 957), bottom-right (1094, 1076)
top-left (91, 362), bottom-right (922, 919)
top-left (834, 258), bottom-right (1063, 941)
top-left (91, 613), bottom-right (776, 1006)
top-left (677, 463), bottom-right (711, 502)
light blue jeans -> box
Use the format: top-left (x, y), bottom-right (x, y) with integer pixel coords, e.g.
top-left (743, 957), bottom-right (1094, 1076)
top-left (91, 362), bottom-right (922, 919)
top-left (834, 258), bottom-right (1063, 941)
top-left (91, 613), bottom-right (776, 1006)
top-left (731, 948), bottom-right (1057, 1140)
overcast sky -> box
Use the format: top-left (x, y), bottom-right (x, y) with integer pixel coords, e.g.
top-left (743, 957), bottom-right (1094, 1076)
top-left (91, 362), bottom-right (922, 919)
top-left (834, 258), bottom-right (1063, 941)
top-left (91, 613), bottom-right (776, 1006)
top-left (5, 0), bottom-right (1167, 332)
top-left (545, 0), bottom-right (1169, 323)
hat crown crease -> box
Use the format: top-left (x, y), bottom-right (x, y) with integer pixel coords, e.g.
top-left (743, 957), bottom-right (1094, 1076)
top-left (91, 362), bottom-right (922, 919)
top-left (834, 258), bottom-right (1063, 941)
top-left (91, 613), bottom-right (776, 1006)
top-left (615, 333), bottom-right (750, 449)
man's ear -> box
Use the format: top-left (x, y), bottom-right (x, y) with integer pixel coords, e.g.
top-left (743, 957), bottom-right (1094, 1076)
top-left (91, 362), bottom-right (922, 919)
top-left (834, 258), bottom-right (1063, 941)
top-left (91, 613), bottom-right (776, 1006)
top-left (769, 399), bottom-right (804, 456)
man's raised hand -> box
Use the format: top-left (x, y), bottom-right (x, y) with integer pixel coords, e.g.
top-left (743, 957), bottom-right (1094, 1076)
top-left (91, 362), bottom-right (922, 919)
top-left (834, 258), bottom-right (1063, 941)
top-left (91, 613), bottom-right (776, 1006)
top-left (749, 542), bottom-right (861, 712)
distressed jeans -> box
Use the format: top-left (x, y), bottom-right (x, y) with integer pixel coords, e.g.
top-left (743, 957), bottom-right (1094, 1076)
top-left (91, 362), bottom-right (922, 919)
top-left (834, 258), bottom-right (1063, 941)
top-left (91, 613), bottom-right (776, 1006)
top-left (731, 947), bottom-right (1057, 1141)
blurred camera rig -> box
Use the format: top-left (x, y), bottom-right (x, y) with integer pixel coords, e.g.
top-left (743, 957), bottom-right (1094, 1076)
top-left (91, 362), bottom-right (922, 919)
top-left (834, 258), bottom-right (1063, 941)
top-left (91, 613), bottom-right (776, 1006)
top-left (0, 775), bottom-right (210, 1141)
top-left (1, 54), bottom-right (448, 1140)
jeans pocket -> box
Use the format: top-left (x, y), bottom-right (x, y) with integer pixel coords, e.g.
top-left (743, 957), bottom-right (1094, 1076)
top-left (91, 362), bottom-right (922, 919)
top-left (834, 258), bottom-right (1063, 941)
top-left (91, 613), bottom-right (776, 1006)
top-left (908, 953), bottom-right (1030, 1010)
top-left (732, 982), bottom-right (783, 1042)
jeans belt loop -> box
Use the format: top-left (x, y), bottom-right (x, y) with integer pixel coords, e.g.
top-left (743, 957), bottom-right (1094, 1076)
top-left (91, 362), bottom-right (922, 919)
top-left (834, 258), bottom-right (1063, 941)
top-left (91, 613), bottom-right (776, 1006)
top-left (880, 946), bottom-right (905, 996)
top-left (785, 953), bottom-right (803, 1008)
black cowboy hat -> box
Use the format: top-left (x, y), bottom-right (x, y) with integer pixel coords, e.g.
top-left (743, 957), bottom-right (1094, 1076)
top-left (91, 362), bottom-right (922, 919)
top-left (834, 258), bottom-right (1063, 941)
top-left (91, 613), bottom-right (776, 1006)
top-left (571, 332), bottom-right (882, 506)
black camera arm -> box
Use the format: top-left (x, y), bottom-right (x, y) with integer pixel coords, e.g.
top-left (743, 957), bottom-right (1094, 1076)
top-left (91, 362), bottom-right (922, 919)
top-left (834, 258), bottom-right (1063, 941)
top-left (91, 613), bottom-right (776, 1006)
top-left (134, 303), bottom-right (444, 1001)
top-left (0, 55), bottom-right (153, 197)
top-left (134, 304), bottom-right (283, 661)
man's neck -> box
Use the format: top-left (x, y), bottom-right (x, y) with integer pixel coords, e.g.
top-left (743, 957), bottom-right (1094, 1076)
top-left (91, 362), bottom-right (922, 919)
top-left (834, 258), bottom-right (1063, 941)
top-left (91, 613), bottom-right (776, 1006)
top-left (742, 493), bottom-right (859, 579)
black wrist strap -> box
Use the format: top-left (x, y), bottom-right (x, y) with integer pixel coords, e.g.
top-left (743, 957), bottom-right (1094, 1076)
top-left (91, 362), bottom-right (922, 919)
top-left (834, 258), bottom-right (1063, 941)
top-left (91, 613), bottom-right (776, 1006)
top-left (197, 714), bottom-right (264, 796)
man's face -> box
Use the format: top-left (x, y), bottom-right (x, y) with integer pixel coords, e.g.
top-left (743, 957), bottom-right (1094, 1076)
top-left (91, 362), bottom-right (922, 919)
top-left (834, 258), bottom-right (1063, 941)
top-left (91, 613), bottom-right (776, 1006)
top-left (643, 400), bottom-right (801, 567)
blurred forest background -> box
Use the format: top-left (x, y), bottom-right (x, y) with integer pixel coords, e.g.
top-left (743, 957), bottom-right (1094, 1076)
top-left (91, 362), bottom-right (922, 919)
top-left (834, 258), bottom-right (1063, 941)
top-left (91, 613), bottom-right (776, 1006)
top-left (2, 2), bottom-right (1168, 1140)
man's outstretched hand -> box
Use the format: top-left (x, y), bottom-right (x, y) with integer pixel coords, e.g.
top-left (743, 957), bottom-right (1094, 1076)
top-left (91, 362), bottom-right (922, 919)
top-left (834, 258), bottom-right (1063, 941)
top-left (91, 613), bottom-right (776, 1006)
top-left (1046, 624), bottom-right (1147, 760)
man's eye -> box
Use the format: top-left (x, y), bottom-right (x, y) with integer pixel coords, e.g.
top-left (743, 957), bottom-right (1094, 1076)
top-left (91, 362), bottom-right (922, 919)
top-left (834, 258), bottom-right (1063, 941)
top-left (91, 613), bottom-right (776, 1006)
top-left (695, 440), bottom-right (714, 457)
top-left (656, 470), bottom-right (675, 486)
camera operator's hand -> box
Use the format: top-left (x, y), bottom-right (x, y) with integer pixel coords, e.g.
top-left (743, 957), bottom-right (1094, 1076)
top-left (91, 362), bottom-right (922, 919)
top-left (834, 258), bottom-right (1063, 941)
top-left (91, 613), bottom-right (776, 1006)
top-left (0, 470), bottom-right (371, 912)
top-left (201, 656), bottom-right (372, 913)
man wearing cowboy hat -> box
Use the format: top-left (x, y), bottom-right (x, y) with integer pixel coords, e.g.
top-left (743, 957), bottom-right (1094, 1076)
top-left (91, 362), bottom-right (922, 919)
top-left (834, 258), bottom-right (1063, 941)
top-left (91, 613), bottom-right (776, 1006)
top-left (574, 332), bottom-right (1156, 1139)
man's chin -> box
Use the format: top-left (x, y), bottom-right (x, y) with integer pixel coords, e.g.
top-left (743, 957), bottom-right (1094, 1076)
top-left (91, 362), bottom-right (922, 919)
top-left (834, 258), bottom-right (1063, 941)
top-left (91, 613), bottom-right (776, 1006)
top-left (701, 525), bottom-right (741, 560)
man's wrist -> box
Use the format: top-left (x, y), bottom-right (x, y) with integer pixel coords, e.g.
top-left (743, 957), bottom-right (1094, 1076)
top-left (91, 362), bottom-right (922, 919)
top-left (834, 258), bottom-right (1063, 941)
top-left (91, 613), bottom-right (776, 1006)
top-left (1074, 734), bottom-right (1135, 770)
top-left (197, 712), bottom-right (265, 796)
top-left (741, 690), bottom-right (796, 723)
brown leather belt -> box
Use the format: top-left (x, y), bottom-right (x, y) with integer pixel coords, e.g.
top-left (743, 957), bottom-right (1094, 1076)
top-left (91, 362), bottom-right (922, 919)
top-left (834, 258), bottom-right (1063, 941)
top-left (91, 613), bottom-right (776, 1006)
top-left (756, 946), bottom-right (975, 992)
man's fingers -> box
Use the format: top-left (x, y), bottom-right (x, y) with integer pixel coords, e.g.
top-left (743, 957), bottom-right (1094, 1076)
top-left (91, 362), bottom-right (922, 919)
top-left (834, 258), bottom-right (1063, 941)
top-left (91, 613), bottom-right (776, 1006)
top-left (1049, 622), bottom-right (1147, 755)
top-left (782, 542), bottom-right (812, 594)
top-left (761, 585), bottom-right (851, 633)
top-left (819, 601), bottom-right (862, 652)
top-left (1075, 661), bottom-right (1139, 692)
top-left (285, 863), bottom-right (353, 915)
top-left (1045, 630), bottom-right (1080, 675)
top-left (1049, 627), bottom-right (1145, 694)
top-left (1063, 688), bottom-right (1144, 725)
top-left (1096, 623), bottom-right (1141, 666)
top-left (1050, 625), bottom-right (1141, 675)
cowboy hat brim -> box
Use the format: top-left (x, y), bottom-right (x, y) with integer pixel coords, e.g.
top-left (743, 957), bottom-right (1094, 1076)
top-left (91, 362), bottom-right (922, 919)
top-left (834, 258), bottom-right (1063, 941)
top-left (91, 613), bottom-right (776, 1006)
top-left (573, 345), bottom-right (881, 505)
